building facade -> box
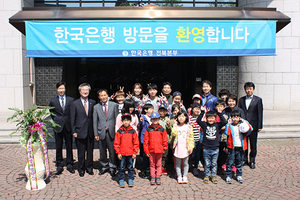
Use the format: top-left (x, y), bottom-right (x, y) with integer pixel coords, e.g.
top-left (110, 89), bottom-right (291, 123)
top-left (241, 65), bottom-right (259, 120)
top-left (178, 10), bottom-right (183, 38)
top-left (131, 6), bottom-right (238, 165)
top-left (0, 0), bottom-right (297, 115)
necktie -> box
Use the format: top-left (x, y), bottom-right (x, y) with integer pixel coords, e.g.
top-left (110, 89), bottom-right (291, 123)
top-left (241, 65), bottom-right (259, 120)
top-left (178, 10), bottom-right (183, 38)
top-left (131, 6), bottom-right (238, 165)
top-left (84, 100), bottom-right (88, 116)
top-left (104, 103), bottom-right (107, 118)
top-left (61, 97), bottom-right (65, 112)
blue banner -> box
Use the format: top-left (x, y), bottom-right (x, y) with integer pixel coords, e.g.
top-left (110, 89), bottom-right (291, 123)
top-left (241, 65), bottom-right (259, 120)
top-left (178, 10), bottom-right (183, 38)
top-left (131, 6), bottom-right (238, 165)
top-left (25, 20), bottom-right (276, 57)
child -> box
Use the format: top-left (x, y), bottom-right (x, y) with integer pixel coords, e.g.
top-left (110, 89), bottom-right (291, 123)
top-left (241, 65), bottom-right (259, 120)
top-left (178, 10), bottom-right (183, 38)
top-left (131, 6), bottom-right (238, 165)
top-left (138, 104), bottom-right (154, 178)
top-left (115, 99), bottom-right (139, 133)
top-left (139, 84), bottom-right (169, 113)
top-left (126, 83), bottom-right (146, 110)
top-left (158, 104), bottom-right (171, 175)
top-left (218, 89), bottom-right (231, 106)
top-left (170, 91), bottom-right (186, 112)
top-left (214, 100), bottom-right (229, 175)
top-left (224, 110), bottom-right (252, 184)
top-left (143, 112), bottom-right (168, 185)
top-left (188, 103), bottom-right (202, 176)
top-left (187, 94), bottom-right (202, 116)
top-left (114, 113), bottom-right (139, 188)
top-left (197, 106), bottom-right (227, 184)
top-left (172, 110), bottom-right (194, 184)
top-left (112, 88), bottom-right (126, 113)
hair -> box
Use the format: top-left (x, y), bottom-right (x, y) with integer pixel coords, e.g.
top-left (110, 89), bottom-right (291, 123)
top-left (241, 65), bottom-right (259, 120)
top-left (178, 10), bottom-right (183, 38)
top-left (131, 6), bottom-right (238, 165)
top-left (206, 110), bottom-right (217, 118)
top-left (122, 99), bottom-right (135, 114)
top-left (226, 94), bottom-right (237, 105)
top-left (132, 83), bottom-right (144, 100)
top-left (218, 89), bottom-right (230, 98)
top-left (142, 104), bottom-right (154, 114)
top-left (162, 82), bottom-right (172, 88)
top-left (193, 97), bottom-right (202, 105)
top-left (171, 104), bottom-right (181, 112)
top-left (97, 88), bottom-right (108, 96)
top-left (176, 110), bottom-right (189, 124)
top-left (231, 110), bottom-right (241, 117)
top-left (56, 81), bottom-right (66, 89)
top-left (115, 90), bottom-right (125, 97)
top-left (215, 100), bottom-right (226, 107)
top-left (147, 84), bottom-right (158, 91)
top-left (122, 116), bottom-right (132, 121)
top-left (78, 83), bottom-right (91, 91)
top-left (202, 80), bottom-right (212, 87)
top-left (244, 82), bottom-right (255, 90)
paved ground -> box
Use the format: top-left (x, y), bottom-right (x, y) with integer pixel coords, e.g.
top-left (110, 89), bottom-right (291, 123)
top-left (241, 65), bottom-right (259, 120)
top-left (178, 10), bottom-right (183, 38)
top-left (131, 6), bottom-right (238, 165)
top-left (0, 138), bottom-right (300, 200)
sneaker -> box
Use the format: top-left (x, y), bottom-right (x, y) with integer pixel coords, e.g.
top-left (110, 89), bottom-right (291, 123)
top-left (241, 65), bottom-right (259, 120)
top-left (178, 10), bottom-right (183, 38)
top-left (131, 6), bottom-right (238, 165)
top-left (150, 177), bottom-right (156, 185)
top-left (161, 168), bottom-right (168, 175)
top-left (211, 176), bottom-right (218, 184)
top-left (177, 176), bottom-right (183, 184)
top-left (119, 180), bottom-right (125, 188)
top-left (226, 177), bottom-right (232, 184)
top-left (182, 176), bottom-right (188, 184)
top-left (237, 176), bottom-right (243, 184)
top-left (128, 179), bottom-right (134, 187)
top-left (156, 177), bottom-right (161, 185)
top-left (203, 176), bottom-right (209, 184)
top-left (193, 168), bottom-right (199, 176)
top-left (198, 161), bottom-right (203, 168)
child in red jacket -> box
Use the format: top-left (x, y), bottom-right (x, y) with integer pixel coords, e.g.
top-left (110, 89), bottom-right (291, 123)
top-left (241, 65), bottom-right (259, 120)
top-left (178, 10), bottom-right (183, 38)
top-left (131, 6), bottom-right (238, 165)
top-left (143, 112), bottom-right (168, 185)
top-left (114, 113), bottom-right (139, 188)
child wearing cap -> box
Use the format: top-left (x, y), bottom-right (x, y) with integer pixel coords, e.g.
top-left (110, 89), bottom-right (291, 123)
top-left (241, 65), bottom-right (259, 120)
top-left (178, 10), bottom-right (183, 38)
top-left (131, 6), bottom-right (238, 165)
top-left (224, 110), bottom-right (252, 184)
top-left (158, 103), bottom-right (171, 175)
top-left (114, 114), bottom-right (139, 188)
top-left (169, 91), bottom-right (186, 114)
top-left (143, 112), bottom-right (168, 185)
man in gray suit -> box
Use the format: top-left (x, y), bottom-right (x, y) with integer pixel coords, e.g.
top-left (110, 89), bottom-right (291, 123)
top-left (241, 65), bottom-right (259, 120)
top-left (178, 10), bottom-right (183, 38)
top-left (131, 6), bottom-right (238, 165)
top-left (93, 89), bottom-right (119, 176)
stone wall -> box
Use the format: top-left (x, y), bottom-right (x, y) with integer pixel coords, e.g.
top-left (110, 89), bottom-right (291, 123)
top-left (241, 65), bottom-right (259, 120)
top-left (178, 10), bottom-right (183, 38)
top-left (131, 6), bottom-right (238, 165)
top-left (238, 0), bottom-right (300, 110)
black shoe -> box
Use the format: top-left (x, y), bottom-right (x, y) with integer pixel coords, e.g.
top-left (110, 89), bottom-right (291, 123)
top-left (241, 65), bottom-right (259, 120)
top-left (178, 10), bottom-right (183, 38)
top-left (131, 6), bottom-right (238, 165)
top-left (250, 162), bottom-right (256, 169)
top-left (79, 171), bottom-right (85, 177)
top-left (99, 168), bottom-right (109, 175)
top-left (86, 169), bottom-right (94, 175)
top-left (67, 167), bottom-right (75, 174)
top-left (110, 169), bottom-right (116, 177)
top-left (56, 167), bottom-right (64, 175)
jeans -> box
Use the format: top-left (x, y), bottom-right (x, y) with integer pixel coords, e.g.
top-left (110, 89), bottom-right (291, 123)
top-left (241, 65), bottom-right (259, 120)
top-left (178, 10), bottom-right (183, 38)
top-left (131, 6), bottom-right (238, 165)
top-left (203, 148), bottom-right (219, 177)
top-left (226, 148), bottom-right (243, 178)
top-left (190, 141), bottom-right (201, 169)
top-left (118, 156), bottom-right (134, 181)
top-left (149, 153), bottom-right (163, 178)
top-left (176, 157), bottom-right (189, 178)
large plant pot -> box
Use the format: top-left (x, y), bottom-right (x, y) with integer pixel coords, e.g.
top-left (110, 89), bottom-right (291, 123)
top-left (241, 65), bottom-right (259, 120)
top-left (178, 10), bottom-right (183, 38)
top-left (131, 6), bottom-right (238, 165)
top-left (24, 144), bottom-right (46, 190)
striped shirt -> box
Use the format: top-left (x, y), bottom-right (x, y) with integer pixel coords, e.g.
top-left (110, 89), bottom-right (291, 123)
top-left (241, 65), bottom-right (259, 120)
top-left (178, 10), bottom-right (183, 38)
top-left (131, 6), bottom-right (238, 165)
top-left (190, 116), bottom-right (200, 142)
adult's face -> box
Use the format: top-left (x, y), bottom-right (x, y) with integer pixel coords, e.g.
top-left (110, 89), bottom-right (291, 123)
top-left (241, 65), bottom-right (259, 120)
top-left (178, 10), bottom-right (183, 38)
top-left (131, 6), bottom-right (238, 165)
top-left (227, 98), bottom-right (236, 109)
top-left (202, 83), bottom-right (212, 95)
top-left (162, 85), bottom-right (172, 96)
top-left (57, 84), bottom-right (65, 97)
top-left (133, 86), bottom-right (142, 96)
top-left (98, 91), bottom-right (108, 103)
top-left (79, 85), bottom-right (90, 99)
top-left (245, 86), bottom-right (254, 98)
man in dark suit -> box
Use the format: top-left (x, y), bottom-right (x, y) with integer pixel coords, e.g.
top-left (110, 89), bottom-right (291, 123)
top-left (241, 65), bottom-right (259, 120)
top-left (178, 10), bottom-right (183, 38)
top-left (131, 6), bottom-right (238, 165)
top-left (49, 82), bottom-right (74, 175)
top-left (238, 82), bottom-right (263, 169)
top-left (70, 83), bottom-right (96, 177)
top-left (93, 89), bottom-right (119, 176)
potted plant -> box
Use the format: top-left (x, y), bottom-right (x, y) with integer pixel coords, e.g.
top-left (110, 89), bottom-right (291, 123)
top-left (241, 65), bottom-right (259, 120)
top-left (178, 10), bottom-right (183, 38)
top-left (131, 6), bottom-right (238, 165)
top-left (7, 105), bottom-right (60, 190)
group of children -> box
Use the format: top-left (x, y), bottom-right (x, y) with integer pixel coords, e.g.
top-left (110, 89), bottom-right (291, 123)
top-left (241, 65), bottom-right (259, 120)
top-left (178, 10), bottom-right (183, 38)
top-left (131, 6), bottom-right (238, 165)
top-left (112, 81), bottom-right (253, 188)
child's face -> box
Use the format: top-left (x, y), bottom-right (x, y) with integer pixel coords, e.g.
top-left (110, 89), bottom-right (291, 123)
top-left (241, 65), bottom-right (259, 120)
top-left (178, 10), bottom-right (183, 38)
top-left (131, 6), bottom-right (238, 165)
top-left (145, 107), bottom-right (154, 116)
top-left (193, 98), bottom-right (201, 104)
top-left (148, 89), bottom-right (157, 98)
top-left (177, 113), bottom-right (186, 124)
top-left (134, 86), bottom-right (142, 96)
top-left (122, 118), bottom-right (131, 127)
top-left (115, 95), bottom-right (125, 104)
top-left (221, 95), bottom-right (228, 103)
top-left (173, 96), bottom-right (181, 104)
top-left (158, 108), bottom-right (167, 118)
top-left (207, 116), bottom-right (216, 125)
top-left (231, 116), bottom-right (241, 125)
top-left (172, 107), bottom-right (179, 116)
top-left (192, 107), bottom-right (201, 116)
top-left (151, 118), bottom-right (160, 125)
top-left (215, 104), bottom-right (225, 113)
top-left (129, 106), bottom-right (135, 114)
